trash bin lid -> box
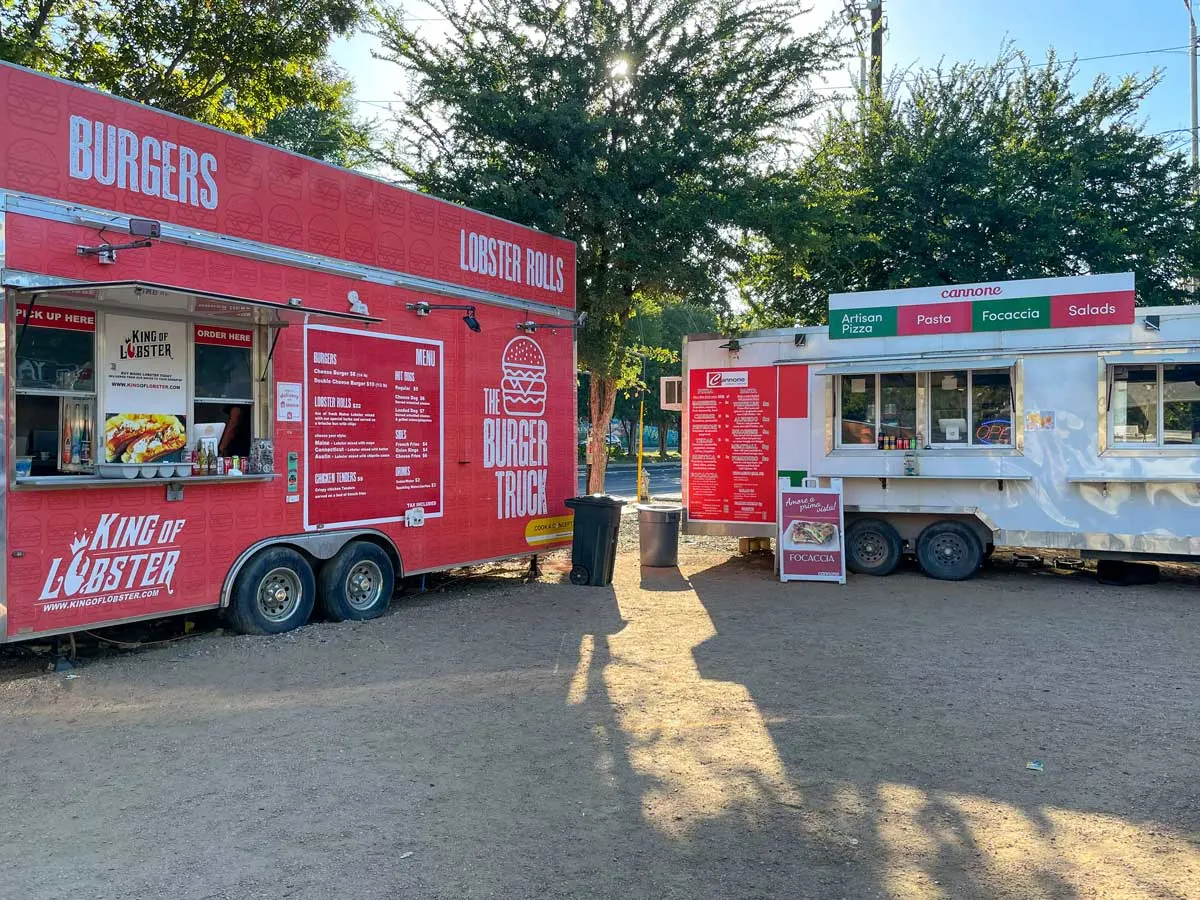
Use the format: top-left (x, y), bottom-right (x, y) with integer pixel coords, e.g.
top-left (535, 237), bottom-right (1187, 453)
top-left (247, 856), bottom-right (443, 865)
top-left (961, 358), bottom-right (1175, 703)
top-left (637, 503), bottom-right (682, 522)
top-left (565, 494), bottom-right (627, 509)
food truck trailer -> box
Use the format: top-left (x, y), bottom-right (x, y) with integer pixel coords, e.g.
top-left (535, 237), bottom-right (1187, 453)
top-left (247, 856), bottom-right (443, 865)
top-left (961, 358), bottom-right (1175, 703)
top-left (0, 62), bottom-right (578, 642)
top-left (678, 271), bottom-right (1200, 580)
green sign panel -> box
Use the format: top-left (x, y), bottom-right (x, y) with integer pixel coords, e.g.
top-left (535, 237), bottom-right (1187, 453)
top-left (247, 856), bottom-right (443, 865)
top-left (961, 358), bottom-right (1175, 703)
top-left (829, 305), bottom-right (897, 340)
top-left (970, 296), bottom-right (1051, 332)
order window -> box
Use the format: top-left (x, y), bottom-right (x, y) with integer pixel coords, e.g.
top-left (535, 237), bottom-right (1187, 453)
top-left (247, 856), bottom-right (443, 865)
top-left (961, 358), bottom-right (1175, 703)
top-left (836, 368), bottom-right (1013, 449)
top-left (193, 325), bottom-right (256, 458)
top-left (837, 373), bottom-right (917, 446)
top-left (1110, 363), bottom-right (1200, 446)
top-left (13, 304), bottom-right (97, 476)
top-left (929, 369), bottom-right (1013, 446)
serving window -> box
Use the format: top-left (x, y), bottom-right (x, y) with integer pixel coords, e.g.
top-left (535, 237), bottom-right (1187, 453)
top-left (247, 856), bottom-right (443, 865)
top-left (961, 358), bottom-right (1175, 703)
top-left (10, 293), bottom-right (267, 480)
top-left (1109, 363), bottom-right (1200, 447)
top-left (13, 304), bottom-right (98, 476)
top-left (834, 365), bottom-right (1015, 450)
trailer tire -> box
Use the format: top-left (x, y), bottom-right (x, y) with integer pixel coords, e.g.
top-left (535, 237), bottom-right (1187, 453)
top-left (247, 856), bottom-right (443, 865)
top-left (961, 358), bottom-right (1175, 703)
top-left (228, 547), bottom-right (316, 635)
top-left (916, 521), bottom-right (983, 581)
top-left (569, 565), bottom-right (590, 585)
top-left (318, 541), bottom-right (395, 622)
top-left (845, 518), bottom-right (903, 576)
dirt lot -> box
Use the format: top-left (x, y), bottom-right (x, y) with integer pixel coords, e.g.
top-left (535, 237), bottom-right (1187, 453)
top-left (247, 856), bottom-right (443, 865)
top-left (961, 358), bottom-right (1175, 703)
top-left (2, 523), bottom-right (1200, 900)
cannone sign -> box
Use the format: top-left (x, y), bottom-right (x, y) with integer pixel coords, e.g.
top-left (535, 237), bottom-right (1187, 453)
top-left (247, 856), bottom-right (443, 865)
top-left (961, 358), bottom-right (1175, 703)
top-left (828, 273), bottom-right (1135, 340)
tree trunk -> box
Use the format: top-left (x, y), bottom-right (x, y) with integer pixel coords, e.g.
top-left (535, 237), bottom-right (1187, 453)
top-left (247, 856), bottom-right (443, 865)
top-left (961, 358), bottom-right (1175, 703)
top-left (586, 370), bottom-right (617, 494)
top-left (657, 418), bottom-right (668, 460)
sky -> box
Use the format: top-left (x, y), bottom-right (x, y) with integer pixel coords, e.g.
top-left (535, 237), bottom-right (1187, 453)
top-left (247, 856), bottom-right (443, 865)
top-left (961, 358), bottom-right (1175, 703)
top-left (331, 0), bottom-right (1199, 151)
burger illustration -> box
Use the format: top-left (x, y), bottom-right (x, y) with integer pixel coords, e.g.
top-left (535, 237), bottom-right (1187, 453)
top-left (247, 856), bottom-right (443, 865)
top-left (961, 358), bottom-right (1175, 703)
top-left (409, 239), bottom-right (434, 275)
top-left (7, 138), bottom-right (59, 196)
top-left (268, 157), bottom-right (304, 200)
top-left (225, 140), bottom-right (262, 188)
top-left (345, 181), bottom-right (375, 219)
top-left (345, 223), bottom-right (376, 264)
top-left (226, 194), bottom-right (264, 240)
top-left (378, 186), bottom-right (406, 223)
top-left (310, 173), bottom-right (342, 211)
top-left (267, 204), bottom-right (303, 246)
top-left (410, 196), bottom-right (435, 234)
top-left (377, 231), bottom-right (405, 270)
top-left (501, 336), bottom-right (547, 418)
top-left (308, 213), bottom-right (341, 255)
top-left (6, 76), bottom-right (59, 133)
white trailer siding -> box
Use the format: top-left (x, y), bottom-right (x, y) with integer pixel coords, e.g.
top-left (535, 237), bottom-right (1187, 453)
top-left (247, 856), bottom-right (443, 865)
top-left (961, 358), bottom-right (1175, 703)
top-left (683, 300), bottom-right (1200, 558)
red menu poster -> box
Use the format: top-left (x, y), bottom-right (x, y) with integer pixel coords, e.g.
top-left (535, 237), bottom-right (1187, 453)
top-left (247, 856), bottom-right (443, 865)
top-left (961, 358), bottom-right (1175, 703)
top-left (304, 325), bottom-right (443, 529)
top-left (686, 367), bottom-right (776, 523)
top-left (779, 484), bottom-right (846, 584)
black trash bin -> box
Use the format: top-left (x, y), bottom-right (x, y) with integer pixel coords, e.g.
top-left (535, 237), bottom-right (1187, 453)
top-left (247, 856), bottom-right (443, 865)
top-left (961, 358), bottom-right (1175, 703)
top-left (564, 495), bottom-right (625, 586)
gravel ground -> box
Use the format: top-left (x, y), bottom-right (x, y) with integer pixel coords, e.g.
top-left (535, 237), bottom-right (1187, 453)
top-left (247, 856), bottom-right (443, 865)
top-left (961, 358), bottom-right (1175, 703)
top-left (2, 516), bottom-right (1199, 900)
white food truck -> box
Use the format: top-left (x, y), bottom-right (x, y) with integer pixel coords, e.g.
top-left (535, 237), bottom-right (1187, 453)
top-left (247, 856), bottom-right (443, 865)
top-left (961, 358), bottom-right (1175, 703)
top-left (676, 272), bottom-right (1200, 580)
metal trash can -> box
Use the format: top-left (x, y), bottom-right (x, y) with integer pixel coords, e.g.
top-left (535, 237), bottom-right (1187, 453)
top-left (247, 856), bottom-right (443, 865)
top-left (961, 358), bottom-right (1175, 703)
top-left (564, 495), bottom-right (625, 586)
top-left (638, 503), bottom-right (682, 567)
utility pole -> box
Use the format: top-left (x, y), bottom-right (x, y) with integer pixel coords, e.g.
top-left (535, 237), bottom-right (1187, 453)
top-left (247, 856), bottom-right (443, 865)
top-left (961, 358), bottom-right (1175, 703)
top-left (869, 0), bottom-right (884, 99)
top-left (1190, 0), bottom-right (1198, 178)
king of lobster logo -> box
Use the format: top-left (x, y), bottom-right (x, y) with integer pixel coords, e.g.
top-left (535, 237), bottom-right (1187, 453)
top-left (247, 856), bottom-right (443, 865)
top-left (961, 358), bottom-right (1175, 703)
top-left (39, 513), bottom-right (186, 605)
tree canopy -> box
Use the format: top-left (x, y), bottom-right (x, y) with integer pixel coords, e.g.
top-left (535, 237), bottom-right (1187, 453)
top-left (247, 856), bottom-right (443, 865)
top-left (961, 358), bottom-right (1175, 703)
top-left (1, 0), bottom-right (367, 137)
top-left (373, 0), bottom-right (837, 488)
top-left (745, 50), bottom-right (1200, 326)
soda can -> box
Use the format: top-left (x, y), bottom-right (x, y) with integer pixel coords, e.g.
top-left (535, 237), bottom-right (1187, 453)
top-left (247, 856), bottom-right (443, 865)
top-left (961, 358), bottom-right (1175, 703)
top-left (231, 455), bottom-right (241, 472)
top-left (216, 455), bottom-right (226, 476)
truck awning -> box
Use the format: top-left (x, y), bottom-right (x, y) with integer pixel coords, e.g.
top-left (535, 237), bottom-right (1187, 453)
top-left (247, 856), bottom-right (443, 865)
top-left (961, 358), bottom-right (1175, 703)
top-left (1101, 351), bottom-right (1200, 366)
top-left (8, 279), bottom-right (383, 325)
top-left (815, 357), bottom-right (1017, 376)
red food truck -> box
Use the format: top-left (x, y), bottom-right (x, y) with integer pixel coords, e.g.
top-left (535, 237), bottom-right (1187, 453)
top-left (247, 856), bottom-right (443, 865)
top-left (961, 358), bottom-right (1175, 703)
top-left (0, 62), bottom-right (578, 641)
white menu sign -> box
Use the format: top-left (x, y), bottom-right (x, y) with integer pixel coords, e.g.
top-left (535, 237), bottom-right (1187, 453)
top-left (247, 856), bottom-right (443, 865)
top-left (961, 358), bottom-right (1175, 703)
top-left (103, 314), bottom-right (187, 413)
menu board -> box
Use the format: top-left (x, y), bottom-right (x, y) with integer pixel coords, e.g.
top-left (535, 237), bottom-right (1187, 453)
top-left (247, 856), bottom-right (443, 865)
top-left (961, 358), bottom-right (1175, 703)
top-left (779, 483), bottom-right (846, 584)
top-left (304, 325), bottom-right (443, 529)
top-left (686, 367), bottom-right (776, 523)
top-left (102, 314), bottom-right (188, 464)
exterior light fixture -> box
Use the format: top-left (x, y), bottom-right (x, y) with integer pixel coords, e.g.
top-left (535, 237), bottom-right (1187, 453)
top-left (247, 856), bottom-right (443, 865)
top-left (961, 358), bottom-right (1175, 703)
top-left (406, 301), bottom-right (482, 332)
top-left (516, 311), bottom-right (589, 334)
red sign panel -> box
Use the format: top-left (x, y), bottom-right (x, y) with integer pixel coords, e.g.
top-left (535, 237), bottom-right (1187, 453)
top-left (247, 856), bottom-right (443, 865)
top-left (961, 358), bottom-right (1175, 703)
top-left (15, 303), bottom-right (95, 331)
top-left (897, 300), bottom-right (972, 336)
top-left (686, 367), bottom-right (776, 523)
top-left (194, 324), bottom-right (253, 347)
top-left (304, 326), bottom-right (443, 529)
top-left (1049, 290), bottom-right (1136, 328)
top-left (777, 365), bottom-right (810, 419)
top-left (779, 486), bottom-right (846, 583)
top-left (0, 63), bottom-right (575, 308)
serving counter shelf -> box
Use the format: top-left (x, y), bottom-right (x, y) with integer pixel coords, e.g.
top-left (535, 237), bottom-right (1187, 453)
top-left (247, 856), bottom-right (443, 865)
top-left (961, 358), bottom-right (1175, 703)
top-left (13, 474), bottom-right (279, 490)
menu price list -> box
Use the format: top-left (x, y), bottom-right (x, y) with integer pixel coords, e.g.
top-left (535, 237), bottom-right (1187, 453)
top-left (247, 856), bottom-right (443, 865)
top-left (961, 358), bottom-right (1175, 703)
top-left (306, 327), bottom-right (442, 526)
top-left (686, 367), bottom-right (776, 523)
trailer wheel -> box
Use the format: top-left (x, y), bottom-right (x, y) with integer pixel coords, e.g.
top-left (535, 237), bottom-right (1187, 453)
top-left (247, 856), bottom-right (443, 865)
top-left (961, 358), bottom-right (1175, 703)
top-left (228, 547), bottom-right (316, 635)
top-left (845, 518), bottom-right (903, 576)
top-left (319, 541), bottom-right (395, 622)
top-left (569, 565), bottom-right (590, 585)
top-left (916, 521), bottom-right (983, 581)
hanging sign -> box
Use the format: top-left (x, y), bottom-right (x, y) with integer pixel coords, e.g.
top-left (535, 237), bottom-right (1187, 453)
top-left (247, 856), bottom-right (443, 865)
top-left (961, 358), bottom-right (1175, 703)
top-left (102, 314), bottom-right (188, 464)
top-left (828, 273), bottom-right (1135, 340)
top-left (779, 480), bottom-right (846, 584)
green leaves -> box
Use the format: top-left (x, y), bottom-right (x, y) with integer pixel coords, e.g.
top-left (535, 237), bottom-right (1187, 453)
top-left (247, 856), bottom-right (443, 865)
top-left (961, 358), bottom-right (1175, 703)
top-left (751, 48), bottom-right (1200, 326)
top-left (372, 0), bottom-right (837, 377)
top-left (1, 0), bottom-right (367, 136)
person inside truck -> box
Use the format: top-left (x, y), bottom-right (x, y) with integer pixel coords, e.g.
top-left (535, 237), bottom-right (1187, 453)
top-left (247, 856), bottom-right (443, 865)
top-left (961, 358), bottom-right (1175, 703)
top-left (217, 404), bottom-right (251, 458)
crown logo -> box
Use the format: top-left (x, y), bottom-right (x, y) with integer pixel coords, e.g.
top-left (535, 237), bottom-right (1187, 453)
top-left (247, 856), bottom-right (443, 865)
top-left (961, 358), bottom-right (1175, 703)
top-left (69, 532), bottom-right (90, 555)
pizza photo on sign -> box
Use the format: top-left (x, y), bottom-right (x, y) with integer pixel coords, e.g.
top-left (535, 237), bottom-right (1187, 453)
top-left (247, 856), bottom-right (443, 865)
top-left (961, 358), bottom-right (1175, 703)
top-left (786, 520), bottom-right (838, 548)
top-left (501, 336), bottom-right (547, 417)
